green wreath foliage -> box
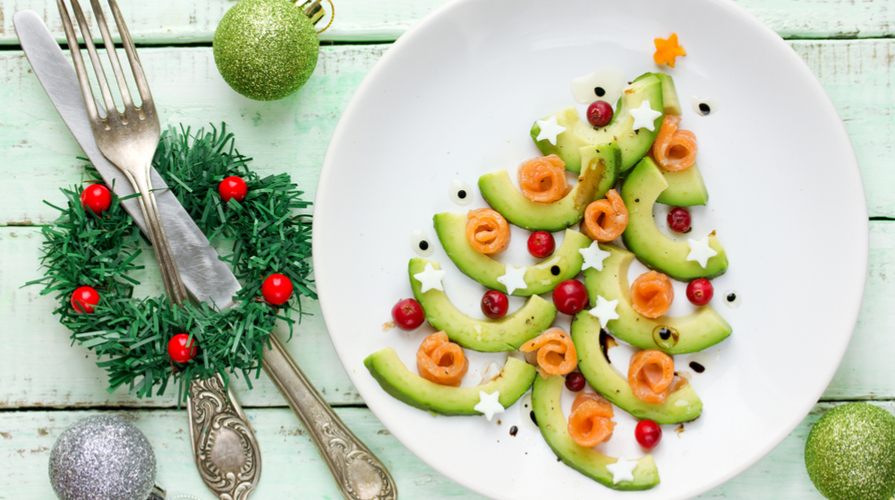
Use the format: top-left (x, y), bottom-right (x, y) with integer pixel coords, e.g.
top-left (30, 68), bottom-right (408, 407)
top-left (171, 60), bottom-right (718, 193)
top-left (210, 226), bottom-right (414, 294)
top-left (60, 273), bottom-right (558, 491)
top-left (29, 124), bottom-right (315, 399)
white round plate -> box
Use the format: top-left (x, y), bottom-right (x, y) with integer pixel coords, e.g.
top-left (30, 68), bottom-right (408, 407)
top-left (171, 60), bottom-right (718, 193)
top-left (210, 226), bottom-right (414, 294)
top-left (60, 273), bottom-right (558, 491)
top-left (313, 0), bottom-right (868, 498)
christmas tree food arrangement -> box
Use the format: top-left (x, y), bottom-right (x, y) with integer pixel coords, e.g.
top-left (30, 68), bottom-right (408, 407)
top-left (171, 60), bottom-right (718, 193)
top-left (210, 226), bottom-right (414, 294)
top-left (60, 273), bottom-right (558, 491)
top-left (365, 36), bottom-right (740, 491)
top-left (29, 125), bottom-right (315, 398)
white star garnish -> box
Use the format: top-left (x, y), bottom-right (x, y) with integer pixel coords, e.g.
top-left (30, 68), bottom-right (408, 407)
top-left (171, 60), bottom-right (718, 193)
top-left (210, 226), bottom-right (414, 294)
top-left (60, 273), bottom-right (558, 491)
top-left (497, 265), bottom-right (527, 295)
top-left (588, 295), bottom-right (619, 328)
top-left (629, 100), bottom-right (663, 131)
top-left (474, 390), bottom-right (505, 421)
top-left (579, 242), bottom-right (611, 272)
top-left (686, 237), bottom-right (718, 268)
top-left (412, 262), bottom-right (446, 293)
top-left (535, 115), bottom-right (566, 145)
top-left (606, 456), bottom-right (638, 484)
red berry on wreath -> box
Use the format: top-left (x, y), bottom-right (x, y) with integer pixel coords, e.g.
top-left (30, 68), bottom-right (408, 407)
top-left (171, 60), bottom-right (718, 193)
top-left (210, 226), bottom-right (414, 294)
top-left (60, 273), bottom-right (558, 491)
top-left (553, 279), bottom-right (589, 315)
top-left (527, 231), bottom-right (556, 258)
top-left (70, 286), bottom-right (100, 313)
top-left (80, 184), bottom-right (112, 214)
top-left (586, 101), bottom-right (613, 128)
top-left (667, 207), bottom-right (691, 233)
top-left (481, 290), bottom-right (509, 319)
top-left (219, 176), bottom-right (248, 203)
top-left (168, 333), bottom-right (198, 363)
top-left (262, 273), bottom-right (293, 305)
top-left (686, 278), bottom-right (714, 306)
top-left (392, 298), bottom-right (425, 330)
top-left (635, 419), bottom-right (662, 449)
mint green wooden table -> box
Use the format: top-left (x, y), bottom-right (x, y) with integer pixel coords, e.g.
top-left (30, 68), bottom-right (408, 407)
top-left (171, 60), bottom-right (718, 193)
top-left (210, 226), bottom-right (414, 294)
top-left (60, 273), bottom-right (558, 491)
top-left (0, 1), bottom-right (891, 498)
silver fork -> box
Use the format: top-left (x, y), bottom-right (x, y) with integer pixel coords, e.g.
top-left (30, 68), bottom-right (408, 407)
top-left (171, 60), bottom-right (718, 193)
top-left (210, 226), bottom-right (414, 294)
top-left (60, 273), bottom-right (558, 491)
top-left (57, 0), bottom-right (186, 305)
top-left (56, 1), bottom-right (262, 498)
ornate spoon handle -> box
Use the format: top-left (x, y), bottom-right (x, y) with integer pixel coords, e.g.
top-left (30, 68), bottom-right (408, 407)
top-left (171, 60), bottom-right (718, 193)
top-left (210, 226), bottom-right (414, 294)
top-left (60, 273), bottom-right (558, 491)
top-left (261, 334), bottom-right (397, 500)
top-left (187, 374), bottom-right (262, 500)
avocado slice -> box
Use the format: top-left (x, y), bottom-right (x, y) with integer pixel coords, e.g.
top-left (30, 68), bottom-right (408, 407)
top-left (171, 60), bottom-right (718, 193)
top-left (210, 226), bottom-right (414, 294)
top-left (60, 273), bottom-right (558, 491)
top-left (478, 143), bottom-right (621, 231)
top-left (634, 72), bottom-right (681, 116)
top-left (656, 163), bottom-right (709, 207)
top-left (530, 74), bottom-right (664, 174)
top-left (409, 258), bottom-right (556, 352)
top-left (621, 157), bottom-right (728, 280)
top-left (571, 316), bottom-right (703, 423)
top-left (532, 375), bottom-right (660, 490)
top-left (583, 244), bottom-right (731, 354)
top-left (433, 212), bottom-right (592, 296)
top-left (364, 348), bottom-right (536, 415)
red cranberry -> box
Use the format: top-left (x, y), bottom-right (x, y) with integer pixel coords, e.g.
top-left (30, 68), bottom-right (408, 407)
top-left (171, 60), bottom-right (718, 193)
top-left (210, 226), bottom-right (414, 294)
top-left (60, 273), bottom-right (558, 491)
top-left (667, 207), bottom-right (692, 233)
top-left (80, 184), bottom-right (112, 214)
top-left (392, 298), bottom-right (425, 330)
top-left (565, 372), bottom-right (586, 392)
top-left (686, 278), bottom-right (714, 306)
top-left (481, 290), bottom-right (509, 319)
top-left (586, 101), bottom-right (613, 128)
top-left (635, 420), bottom-right (662, 449)
top-left (527, 231), bottom-right (556, 258)
top-left (552, 279), bottom-right (589, 315)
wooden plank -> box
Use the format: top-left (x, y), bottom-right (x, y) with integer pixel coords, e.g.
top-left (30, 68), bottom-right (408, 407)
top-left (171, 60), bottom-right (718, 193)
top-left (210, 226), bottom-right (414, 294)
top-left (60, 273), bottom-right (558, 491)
top-left (1, 0), bottom-right (893, 45)
top-left (0, 402), bottom-right (869, 499)
top-left (2, 39), bottom-right (895, 226)
top-left (0, 219), bottom-right (891, 408)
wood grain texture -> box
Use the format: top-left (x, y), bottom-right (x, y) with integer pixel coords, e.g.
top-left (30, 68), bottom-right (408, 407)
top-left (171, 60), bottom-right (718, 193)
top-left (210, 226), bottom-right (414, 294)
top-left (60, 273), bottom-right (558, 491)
top-left (2, 39), bottom-right (895, 226)
top-left (1, 0), bottom-right (892, 45)
top-left (0, 220), bottom-right (891, 407)
top-left (0, 402), bottom-right (863, 499)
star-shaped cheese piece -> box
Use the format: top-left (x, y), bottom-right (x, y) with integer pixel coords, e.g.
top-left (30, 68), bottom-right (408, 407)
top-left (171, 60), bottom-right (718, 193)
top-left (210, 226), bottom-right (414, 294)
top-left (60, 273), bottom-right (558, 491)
top-left (497, 265), bottom-right (527, 295)
top-left (653, 33), bottom-right (687, 68)
top-left (686, 237), bottom-right (718, 268)
top-left (535, 115), bottom-right (566, 146)
top-left (629, 100), bottom-right (663, 132)
top-left (579, 242), bottom-right (611, 272)
top-left (588, 295), bottom-right (619, 329)
top-left (412, 262), bottom-right (446, 293)
top-left (474, 390), bottom-right (505, 421)
top-left (606, 456), bottom-right (638, 484)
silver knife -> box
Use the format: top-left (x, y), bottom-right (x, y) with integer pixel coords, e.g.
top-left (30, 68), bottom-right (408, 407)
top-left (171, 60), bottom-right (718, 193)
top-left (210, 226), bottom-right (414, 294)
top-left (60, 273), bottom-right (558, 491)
top-left (13, 9), bottom-right (241, 310)
top-left (15, 10), bottom-right (397, 500)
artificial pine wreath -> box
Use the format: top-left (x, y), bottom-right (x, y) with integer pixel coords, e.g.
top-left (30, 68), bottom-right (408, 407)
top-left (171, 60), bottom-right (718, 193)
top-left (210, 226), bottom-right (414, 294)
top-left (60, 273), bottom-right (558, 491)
top-left (29, 124), bottom-right (315, 399)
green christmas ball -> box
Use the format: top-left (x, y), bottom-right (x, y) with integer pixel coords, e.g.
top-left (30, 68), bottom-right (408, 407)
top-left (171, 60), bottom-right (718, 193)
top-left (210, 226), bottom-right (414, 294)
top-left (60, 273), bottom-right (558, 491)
top-left (213, 0), bottom-right (319, 101)
top-left (805, 403), bottom-right (895, 500)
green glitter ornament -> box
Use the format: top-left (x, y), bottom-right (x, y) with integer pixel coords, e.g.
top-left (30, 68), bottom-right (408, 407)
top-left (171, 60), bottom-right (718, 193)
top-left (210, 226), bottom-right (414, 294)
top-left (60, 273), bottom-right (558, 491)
top-left (805, 403), bottom-right (895, 500)
top-left (214, 0), bottom-right (324, 101)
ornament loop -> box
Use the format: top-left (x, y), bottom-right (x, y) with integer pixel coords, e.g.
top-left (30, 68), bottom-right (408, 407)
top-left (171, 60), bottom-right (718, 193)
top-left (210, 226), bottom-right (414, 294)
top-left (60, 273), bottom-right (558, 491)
top-left (316, 0), bottom-right (335, 35)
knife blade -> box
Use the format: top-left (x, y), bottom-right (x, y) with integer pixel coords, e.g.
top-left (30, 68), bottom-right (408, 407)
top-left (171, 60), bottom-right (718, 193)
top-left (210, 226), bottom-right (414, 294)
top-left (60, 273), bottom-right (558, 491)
top-left (13, 9), bottom-right (242, 309)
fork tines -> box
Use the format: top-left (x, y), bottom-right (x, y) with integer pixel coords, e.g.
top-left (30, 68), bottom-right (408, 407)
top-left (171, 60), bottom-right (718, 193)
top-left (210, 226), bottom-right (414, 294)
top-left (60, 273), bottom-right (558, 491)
top-left (56, 0), bottom-right (153, 125)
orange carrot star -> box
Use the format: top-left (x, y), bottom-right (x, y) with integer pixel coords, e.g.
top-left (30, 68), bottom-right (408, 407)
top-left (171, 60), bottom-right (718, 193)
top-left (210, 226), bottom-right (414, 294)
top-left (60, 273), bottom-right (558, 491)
top-left (653, 33), bottom-right (687, 68)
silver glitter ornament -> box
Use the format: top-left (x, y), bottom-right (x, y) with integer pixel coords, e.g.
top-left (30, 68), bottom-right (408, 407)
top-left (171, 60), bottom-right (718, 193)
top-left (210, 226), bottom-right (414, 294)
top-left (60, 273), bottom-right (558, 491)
top-left (805, 403), bottom-right (895, 500)
top-left (49, 415), bottom-right (157, 500)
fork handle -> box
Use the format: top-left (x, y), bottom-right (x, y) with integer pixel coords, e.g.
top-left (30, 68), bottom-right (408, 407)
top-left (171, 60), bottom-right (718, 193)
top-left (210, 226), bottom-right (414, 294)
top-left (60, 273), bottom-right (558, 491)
top-left (127, 164), bottom-right (188, 305)
top-left (261, 334), bottom-right (397, 500)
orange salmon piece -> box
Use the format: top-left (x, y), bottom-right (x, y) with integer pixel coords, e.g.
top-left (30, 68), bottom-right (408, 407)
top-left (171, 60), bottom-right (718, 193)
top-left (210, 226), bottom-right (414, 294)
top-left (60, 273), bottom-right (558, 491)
top-left (652, 115), bottom-right (697, 172)
top-left (520, 328), bottom-right (577, 378)
top-left (630, 270), bottom-right (674, 319)
top-left (628, 350), bottom-right (675, 404)
top-left (518, 154), bottom-right (569, 203)
top-left (465, 208), bottom-right (511, 255)
top-left (568, 392), bottom-right (616, 447)
top-left (416, 331), bottom-right (469, 387)
top-left (581, 189), bottom-right (628, 242)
